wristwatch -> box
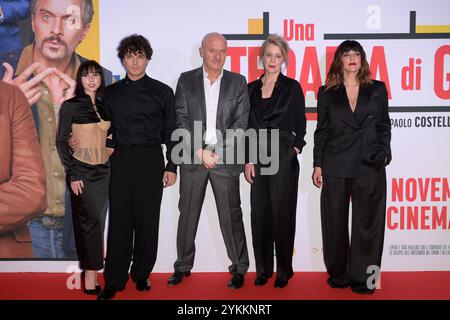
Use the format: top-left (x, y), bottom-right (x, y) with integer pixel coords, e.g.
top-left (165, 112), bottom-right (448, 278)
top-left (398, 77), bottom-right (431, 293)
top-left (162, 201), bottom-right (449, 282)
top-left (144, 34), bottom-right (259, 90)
top-left (0, 5), bottom-right (4, 24)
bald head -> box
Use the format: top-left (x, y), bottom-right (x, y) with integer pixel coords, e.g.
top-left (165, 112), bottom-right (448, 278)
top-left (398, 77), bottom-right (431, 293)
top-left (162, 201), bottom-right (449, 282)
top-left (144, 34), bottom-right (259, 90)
top-left (201, 32), bottom-right (227, 48)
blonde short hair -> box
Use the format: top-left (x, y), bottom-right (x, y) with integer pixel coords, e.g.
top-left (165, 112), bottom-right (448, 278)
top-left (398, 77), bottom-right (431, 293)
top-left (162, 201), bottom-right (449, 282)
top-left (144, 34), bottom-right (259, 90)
top-left (259, 34), bottom-right (289, 66)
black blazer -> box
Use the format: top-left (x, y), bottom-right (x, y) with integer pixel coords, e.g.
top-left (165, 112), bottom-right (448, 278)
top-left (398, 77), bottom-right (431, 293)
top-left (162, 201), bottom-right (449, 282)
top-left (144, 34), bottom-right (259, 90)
top-left (247, 73), bottom-right (306, 152)
top-left (313, 80), bottom-right (391, 177)
top-left (174, 67), bottom-right (250, 176)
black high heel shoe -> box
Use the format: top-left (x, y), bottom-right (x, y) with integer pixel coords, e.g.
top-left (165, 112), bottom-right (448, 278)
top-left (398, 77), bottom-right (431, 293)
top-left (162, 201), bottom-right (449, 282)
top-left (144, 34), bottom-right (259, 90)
top-left (81, 271), bottom-right (101, 295)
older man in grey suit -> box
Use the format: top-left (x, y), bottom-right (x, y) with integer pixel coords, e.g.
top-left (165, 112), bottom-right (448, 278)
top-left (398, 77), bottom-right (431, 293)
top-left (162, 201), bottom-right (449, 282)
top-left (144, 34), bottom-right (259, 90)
top-left (168, 32), bottom-right (250, 289)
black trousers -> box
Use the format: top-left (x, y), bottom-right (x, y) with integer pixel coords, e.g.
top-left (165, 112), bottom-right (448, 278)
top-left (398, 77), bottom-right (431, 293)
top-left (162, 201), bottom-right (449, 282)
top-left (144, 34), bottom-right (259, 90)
top-left (104, 146), bottom-right (164, 289)
top-left (250, 138), bottom-right (299, 281)
top-left (321, 168), bottom-right (387, 288)
top-left (70, 160), bottom-right (109, 270)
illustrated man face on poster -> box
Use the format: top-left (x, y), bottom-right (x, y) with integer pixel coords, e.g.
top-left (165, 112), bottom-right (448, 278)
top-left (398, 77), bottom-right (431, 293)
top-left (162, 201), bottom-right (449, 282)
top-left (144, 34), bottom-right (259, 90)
top-left (31, 0), bottom-right (90, 63)
top-left (2, 0), bottom-right (93, 105)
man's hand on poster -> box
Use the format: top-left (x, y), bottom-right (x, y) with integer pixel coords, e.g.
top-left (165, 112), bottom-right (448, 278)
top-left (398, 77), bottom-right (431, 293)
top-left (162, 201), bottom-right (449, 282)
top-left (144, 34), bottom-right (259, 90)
top-left (2, 62), bottom-right (76, 105)
top-left (2, 62), bottom-right (53, 105)
top-left (42, 66), bottom-right (76, 105)
top-left (52, 67), bottom-right (76, 103)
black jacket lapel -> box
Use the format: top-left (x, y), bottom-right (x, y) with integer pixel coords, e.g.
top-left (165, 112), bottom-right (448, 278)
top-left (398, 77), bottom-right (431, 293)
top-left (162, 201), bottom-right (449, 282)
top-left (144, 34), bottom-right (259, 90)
top-left (192, 67), bottom-right (206, 123)
top-left (332, 85), bottom-right (360, 130)
top-left (217, 70), bottom-right (231, 131)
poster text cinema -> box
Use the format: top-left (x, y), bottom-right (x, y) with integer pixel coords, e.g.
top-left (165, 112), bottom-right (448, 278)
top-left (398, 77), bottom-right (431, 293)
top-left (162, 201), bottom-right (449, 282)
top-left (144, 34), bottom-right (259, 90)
top-left (225, 25), bottom-right (450, 100)
top-left (389, 178), bottom-right (450, 231)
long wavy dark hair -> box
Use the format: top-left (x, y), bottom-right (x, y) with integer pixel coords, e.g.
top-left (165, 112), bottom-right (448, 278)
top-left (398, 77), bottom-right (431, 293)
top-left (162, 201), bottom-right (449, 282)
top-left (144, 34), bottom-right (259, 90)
top-left (75, 60), bottom-right (105, 99)
top-left (325, 40), bottom-right (372, 90)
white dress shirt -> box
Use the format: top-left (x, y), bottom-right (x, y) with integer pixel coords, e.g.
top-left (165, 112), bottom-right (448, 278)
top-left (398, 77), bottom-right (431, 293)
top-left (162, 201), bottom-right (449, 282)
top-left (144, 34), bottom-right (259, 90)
top-left (203, 66), bottom-right (223, 146)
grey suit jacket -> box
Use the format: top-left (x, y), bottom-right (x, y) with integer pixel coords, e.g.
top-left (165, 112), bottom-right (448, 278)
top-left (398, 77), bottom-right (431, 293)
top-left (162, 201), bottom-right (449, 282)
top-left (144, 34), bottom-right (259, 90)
top-left (174, 66), bottom-right (250, 176)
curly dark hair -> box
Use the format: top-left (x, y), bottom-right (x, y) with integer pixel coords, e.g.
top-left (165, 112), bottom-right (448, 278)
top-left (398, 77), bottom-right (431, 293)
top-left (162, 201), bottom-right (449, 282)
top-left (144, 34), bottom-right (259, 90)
top-left (325, 40), bottom-right (372, 90)
top-left (117, 34), bottom-right (153, 61)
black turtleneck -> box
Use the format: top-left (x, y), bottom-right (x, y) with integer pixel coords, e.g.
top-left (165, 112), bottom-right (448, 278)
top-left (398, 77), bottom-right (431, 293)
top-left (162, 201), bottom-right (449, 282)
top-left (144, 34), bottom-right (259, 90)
top-left (103, 74), bottom-right (177, 173)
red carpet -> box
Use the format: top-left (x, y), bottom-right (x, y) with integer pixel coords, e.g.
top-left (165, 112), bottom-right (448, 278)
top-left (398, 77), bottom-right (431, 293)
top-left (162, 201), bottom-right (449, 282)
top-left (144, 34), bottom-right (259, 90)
top-left (0, 272), bottom-right (449, 300)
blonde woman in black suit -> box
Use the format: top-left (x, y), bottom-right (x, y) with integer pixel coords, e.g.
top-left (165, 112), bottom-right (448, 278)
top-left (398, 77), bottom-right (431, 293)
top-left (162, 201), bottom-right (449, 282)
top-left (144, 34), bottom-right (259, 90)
top-left (245, 35), bottom-right (306, 288)
top-left (312, 40), bottom-right (391, 294)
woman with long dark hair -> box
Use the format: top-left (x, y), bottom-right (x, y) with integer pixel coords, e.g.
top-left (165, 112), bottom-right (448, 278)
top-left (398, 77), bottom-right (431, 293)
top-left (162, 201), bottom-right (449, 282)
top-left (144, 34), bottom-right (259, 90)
top-left (312, 40), bottom-right (391, 294)
top-left (57, 60), bottom-right (112, 295)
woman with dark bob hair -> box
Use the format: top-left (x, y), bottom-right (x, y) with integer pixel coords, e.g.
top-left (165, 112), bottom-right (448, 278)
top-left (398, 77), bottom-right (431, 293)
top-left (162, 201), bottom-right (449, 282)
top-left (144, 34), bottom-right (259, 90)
top-left (57, 60), bottom-right (113, 295)
top-left (312, 40), bottom-right (391, 294)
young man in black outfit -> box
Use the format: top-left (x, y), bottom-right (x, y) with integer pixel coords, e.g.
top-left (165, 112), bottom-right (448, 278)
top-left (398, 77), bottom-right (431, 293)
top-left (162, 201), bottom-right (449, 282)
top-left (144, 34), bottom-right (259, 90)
top-left (98, 34), bottom-right (177, 300)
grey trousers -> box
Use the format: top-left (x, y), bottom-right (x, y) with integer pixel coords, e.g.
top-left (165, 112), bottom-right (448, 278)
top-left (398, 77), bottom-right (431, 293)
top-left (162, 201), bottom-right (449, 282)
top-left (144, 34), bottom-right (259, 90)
top-left (174, 165), bottom-right (249, 275)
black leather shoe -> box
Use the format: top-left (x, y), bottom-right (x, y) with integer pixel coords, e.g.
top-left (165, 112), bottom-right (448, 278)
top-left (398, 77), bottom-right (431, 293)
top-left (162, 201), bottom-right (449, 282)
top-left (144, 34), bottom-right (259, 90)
top-left (327, 277), bottom-right (350, 289)
top-left (274, 278), bottom-right (289, 288)
top-left (97, 287), bottom-right (117, 300)
top-left (351, 285), bottom-right (375, 294)
top-left (228, 273), bottom-right (244, 289)
top-left (167, 271), bottom-right (191, 286)
top-left (254, 276), bottom-right (268, 286)
top-left (136, 279), bottom-right (151, 291)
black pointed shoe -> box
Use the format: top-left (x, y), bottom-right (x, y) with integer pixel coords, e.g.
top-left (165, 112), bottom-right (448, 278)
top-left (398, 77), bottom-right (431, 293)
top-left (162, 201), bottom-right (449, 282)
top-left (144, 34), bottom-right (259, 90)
top-left (351, 284), bottom-right (375, 294)
top-left (327, 277), bottom-right (350, 289)
top-left (97, 287), bottom-right (117, 300)
top-left (228, 273), bottom-right (245, 290)
top-left (254, 276), bottom-right (269, 286)
top-left (274, 277), bottom-right (289, 288)
top-left (167, 271), bottom-right (191, 286)
top-left (136, 279), bottom-right (151, 291)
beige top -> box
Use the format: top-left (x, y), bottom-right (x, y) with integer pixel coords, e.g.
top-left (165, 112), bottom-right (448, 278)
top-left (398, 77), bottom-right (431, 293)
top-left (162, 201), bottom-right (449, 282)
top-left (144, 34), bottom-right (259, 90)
top-left (72, 120), bottom-right (111, 165)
